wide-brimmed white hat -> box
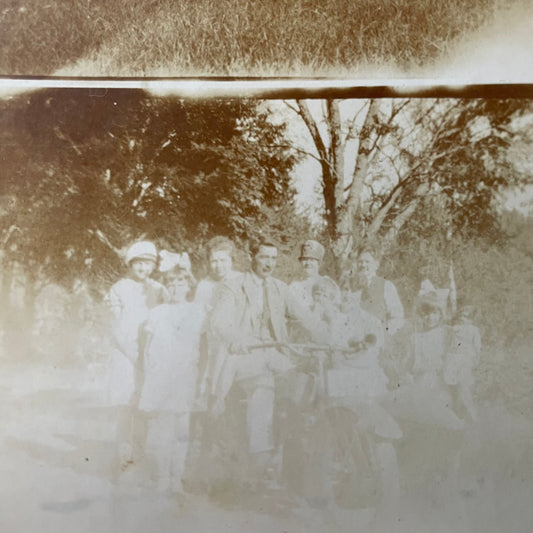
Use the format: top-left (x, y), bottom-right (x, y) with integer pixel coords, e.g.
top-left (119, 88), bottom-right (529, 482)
top-left (299, 240), bottom-right (325, 262)
top-left (158, 250), bottom-right (191, 273)
top-left (124, 241), bottom-right (157, 265)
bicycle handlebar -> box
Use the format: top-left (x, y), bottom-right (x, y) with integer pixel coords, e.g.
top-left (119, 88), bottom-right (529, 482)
top-left (247, 335), bottom-right (375, 358)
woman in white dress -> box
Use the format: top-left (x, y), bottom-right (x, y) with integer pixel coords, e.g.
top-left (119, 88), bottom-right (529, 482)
top-left (105, 241), bottom-right (168, 406)
top-left (384, 291), bottom-right (463, 430)
top-left (105, 241), bottom-right (168, 474)
top-left (136, 253), bottom-right (205, 494)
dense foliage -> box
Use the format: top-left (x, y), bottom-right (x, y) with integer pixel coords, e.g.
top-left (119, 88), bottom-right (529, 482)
top-left (0, 89), bottom-right (300, 289)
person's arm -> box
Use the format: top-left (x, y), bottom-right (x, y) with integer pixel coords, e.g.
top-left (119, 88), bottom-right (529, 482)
top-left (104, 284), bottom-right (123, 322)
top-left (131, 313), bottom-right (155, 406)
top-left (384, 280), bottom-right (405, 334)
top-left (160, 284), bottom-right (170, 304)
top-left (384, 280), bottom-right (404, 320)
top-left (407, 332), bottom-right (419, 377)
top-left (193, 280), bottom-right (210, 310)
top-left (104, 283), bottom-right (133, 355)
top-left (208, 281), bottom-right (253, 353)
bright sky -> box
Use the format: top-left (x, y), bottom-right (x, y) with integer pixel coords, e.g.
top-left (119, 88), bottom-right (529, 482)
top-left (267, 99), bottom-right (369, 214)
top-left (430, 2), bottom-right (533, 83)
top-left (267, 98), bottom-right (533, 219)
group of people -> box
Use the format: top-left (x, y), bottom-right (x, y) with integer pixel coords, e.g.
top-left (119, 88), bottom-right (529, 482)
top-left (104, 235), bottom-right (482, 505)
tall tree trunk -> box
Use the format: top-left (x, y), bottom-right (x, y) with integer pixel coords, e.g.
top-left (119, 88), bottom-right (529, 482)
top-left (332, 99), bottom-right (381, 273)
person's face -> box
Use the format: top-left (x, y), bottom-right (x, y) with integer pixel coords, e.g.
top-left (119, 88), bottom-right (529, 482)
top-left (166, 269), bottom-right (190, 302)
top-left (129, 259), bottom-right (155, 281)
top-left (252, 245), bottom-right (277, 279)
top-left (209, 249), bottom-right (232, 281)
top-left (312, 285), bottom-right (329, 307)
top-left (300, 257), bottom-right (320, 278)
top-left (357, 253), bottom-right (378, 279)
top-left (423, 308), bottom-right (442, 330)
top-left (458, 311), bottom-right (473, 325)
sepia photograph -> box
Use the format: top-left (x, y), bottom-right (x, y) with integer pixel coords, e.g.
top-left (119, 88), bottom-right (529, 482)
top-left (0, 0), bottom-right (531, 80)
top-left (0, 87), bottom-right (532, 532)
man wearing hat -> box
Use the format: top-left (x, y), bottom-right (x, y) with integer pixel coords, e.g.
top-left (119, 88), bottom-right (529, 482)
top-left (288, 240), bottom-right (339, 342)
top-left (289, 240), bottom-right (338, 309)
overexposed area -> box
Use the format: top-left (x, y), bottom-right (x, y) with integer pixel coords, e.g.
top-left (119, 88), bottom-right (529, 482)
top-left (1, 90), bottom-right (532, 532)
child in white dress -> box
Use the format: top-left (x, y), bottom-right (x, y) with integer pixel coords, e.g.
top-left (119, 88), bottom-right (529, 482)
top-left (385, 292), bottom-right (463, 430)
top-left (444, 305), bottom-right (481, 421)
top-left (137, 254), bottom-right (205, 494)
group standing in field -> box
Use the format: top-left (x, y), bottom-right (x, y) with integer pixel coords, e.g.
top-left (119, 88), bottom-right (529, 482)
top-left (103, 235), bottom-right (482, 508)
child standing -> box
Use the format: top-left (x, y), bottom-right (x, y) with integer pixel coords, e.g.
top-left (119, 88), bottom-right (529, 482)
top-left (136, 254), bottom-right (205, 495)
top-left (444, 305), bottom-right (481, 421)
top-left (385, 292), bottom-right (463, 430)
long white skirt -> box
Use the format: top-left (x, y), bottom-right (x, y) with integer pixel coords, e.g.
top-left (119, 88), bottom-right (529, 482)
top-left (383, 381), bottom-right (464, 430)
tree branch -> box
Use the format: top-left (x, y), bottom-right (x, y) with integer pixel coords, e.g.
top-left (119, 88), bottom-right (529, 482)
top-left (345, 99), bottom-right (380, 218)
top-left (295, 100), bottom-right (329, 163)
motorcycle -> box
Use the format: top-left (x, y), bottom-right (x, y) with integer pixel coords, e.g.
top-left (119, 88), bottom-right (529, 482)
top-left (271, 339), bottom-right (402, 512)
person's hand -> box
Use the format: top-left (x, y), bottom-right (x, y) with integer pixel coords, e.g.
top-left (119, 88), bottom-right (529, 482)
top-left (228, 341), bottom-right (250, 355)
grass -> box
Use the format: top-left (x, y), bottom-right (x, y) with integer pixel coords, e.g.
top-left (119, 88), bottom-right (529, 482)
top-left (0, 0), bottom-right (520, 76)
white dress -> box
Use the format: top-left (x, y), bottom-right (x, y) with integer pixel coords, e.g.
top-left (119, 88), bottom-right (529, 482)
top-left (443, 324), bottom-right (481, 386)
top-left (137, 302), bottom-right (205, 492)
top-left (384, 326), bottom-right (464, 429)
top-left (105, 277), bottom-right (167, 406)
top-left (138, 302), bottom-right (205, 413)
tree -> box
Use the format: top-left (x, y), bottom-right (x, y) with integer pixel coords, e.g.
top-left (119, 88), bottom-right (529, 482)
top-left (285, 98), bottom-right (533, 274)
top-left (0, 89), bottom-right (301, 295)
